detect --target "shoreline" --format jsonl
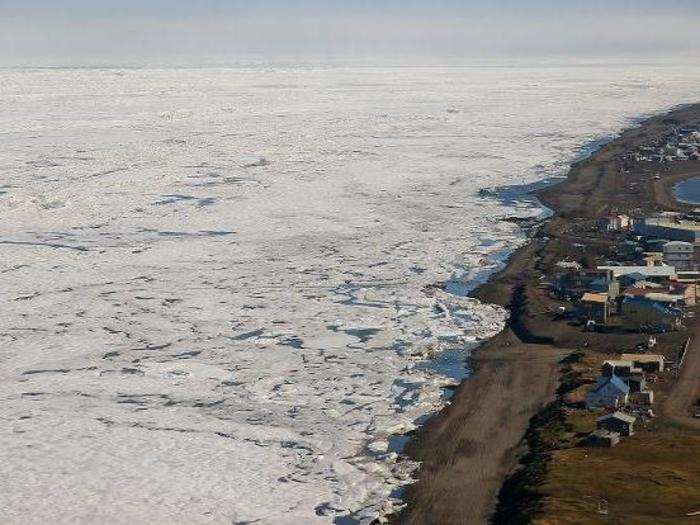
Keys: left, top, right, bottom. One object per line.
{"left": 390, "top": 102, "right": 700, "bottom": 524}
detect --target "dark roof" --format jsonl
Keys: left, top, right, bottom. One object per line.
{"left": 622, "top": 296, "right": 682, "bottom": 317}
{"left": 597, "top": 411, "right": 636, "bottom": 424}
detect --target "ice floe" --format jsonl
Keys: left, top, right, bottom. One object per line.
{"left": 1, "top": 63, "right": 700, "bottom": 523}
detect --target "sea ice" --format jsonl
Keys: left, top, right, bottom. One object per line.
{"left": 1, "top": 62, "right": 700, "bottom": 523}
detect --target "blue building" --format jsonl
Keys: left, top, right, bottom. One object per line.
{"left": 585, "top": 375, "right": 630, "bottom": 409}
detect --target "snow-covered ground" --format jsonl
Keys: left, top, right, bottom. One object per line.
{"left": 1, "top": 63, "right": 700, "bottom": 523}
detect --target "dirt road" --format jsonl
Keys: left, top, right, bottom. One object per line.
{"left": 661, "top": 323, "right": 700, "bottom": 431}
{"left": 396, "top": 328, "right": 569, "bottom": 524}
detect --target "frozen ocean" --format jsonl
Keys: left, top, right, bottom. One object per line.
{"left": 1, "top": 62, "right": 700, "bottom": 523}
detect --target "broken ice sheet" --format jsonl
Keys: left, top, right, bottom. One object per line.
{"left": 2, "top": 64, "right": 700, "bottom": 524}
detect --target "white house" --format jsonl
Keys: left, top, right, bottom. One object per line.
{"left": 585, "top": 375, "right": 630, "bottom": 409}
{"left": 663, "top": 241, "right": 695, "bottom": 271}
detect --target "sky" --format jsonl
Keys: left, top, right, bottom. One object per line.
{"left": 2, "top": 0, "right": 700, "bottom": 66}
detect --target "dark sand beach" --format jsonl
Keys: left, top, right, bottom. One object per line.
{"left": 392, "top": 103, "right": 700, "bottom": 524}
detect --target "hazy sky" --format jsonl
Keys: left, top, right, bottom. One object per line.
{"left": 2, "top": 0, "right": 700, "bottom": 66}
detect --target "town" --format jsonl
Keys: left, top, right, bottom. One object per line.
{"left": 631, "top": 124, "right": 700, "bottom": 163}
{"left": 474, "top": 110, "right": 700, "bottom": 523}
{"left": 546, "top": 212, "right": 700, "bottom": 444}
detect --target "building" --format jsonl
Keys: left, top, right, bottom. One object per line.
{"left": 634, "top": 217, "right": 700, "bottom": 244}
{"left": 588, "top": 429, "right": 620, "bottom": 448}
{"left": 622, "top": 287, "right": 682, "bottom": 305}
{"left": 586, "top": 375, "right": 630, "bottom": 409}
{"left": 621, "top": 296, "right": 683, "bottom": 332}
{"left": 598, "top": 214, "right": 631, "bottom": 232}
{"left": 626, "top": 374, "right": 647, "bottom": 393}
{"left": 556, "top": 260, "right": 582, "bottom": 271}
{"left": 601, "top": 360, "right": 640, "bottom": 378}
{"left": 677, "top": 271, "right": 700, "bottom": 283}
{"left": 598, "top": 265, "right": 677, "bottom": 281}
{"left": 617, "top": 239, "right": 641, "bottom": 258}
{"left": 642, "top": 252, "right": 664, "bottom": 267}
{"left": 668, "top": 281, "right": 697, "bottom": 306}
{"left": 663, "top": 241, "right": 695, "bottom": 271}
{"left": 597, "top": 412, "right": 636, "bottom": 437}
{"left": 623, "top": 281, "right": 696, "bottom": 307}
{"left": 578, "top": 292, "right": 610, "bottom": 323}
{"left": 552, "top": 268, "right": 616, "bottom": 301}
{"left": 618, "top": 272, "right": 652, "bottom": 288}
{"left": 620, "top": 353, "right": 665, "bottom": 372}
{"left": 630, "top": 390, "right": 654, "bottom": 406}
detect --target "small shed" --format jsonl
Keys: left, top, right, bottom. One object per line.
{"left": 620, "top": 353, "right": 665, "bottom": 373}
{"left": 597, "top": 411, "right": 636, "bottom": 437}
{"left": 588, "top": 429, "right": 620, "bottom": 448}
{"left": 579, "top": 292, "right": 610, "bottom": 323}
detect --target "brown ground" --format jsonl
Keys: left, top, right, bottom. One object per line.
{"left": 392, "top": 103, "right": 700, "bottom": 524}
{"left": 396, "top": 330, "right": 569, "bottom": 525}
{"left": 660, "top": 319, "right": 700, "bottom": 431}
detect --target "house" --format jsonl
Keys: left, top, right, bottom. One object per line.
{"left": 642, "top": 252, "right": 664, "bottom": 267}
{"left": 617, "top": 240, "right": 642, "bottom": 260}
{"left": 586, "top": 375, "right": 630, "bottom": 409}
{"left": 621, "top": 296, "right": 683, "bottom": 332}
{"left": 620, "top": 353, "right": 665, "bottom": 372}
{"left": 598, "top": 214, "right": 631, "bottom": 232}
{"left": 622, "top": 287, "right": 682, "bottom": 305}
{"left": 663, "top": 241, "right": 695, "bottom": 271}
{"left": 597, "top": 412, "right": 636, "bottom": 436}
{"left": 588, "top": 429, "right": 620, "bottom": 448}
{"left": 579, "top": 292, "right": 610, "bottom": 323}
{"left": 552, "top": 269, "right": 616, "bottom": 301}
{"left": 645, "top": 238, "right": 669, "bottom": 253}
{"left": 619, "top": 272, "right": 650, "bottom": 288}
{"left": 668, "top": 280, "right": 697, "bottom": 306}
{"left": 624, "top": 281, "right": 695, "bottom": 307}
{"left": 634, "top": 217, "right": 700, "bottom": 244}
{"left": 601, "top": 360, "right": 640, "bottom": 378}
{"left": 556, "top": 260, "right": 582, "bottom": 271}
{"left": 677, "top": 270, "right": 700, "bottom": 283}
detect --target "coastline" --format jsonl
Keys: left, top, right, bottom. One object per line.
{"left": 390, "top": 102, "right": 700, "bottom": 524}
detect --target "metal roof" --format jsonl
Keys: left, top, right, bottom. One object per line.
{"left": 598, "top": 265, "right": 677, "bottom": 278}
{"left": 620, "top": 353, "right": 664, "bottom": 363}
{"left": 592, "top": 375, "right": 630, "bottom": 395}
